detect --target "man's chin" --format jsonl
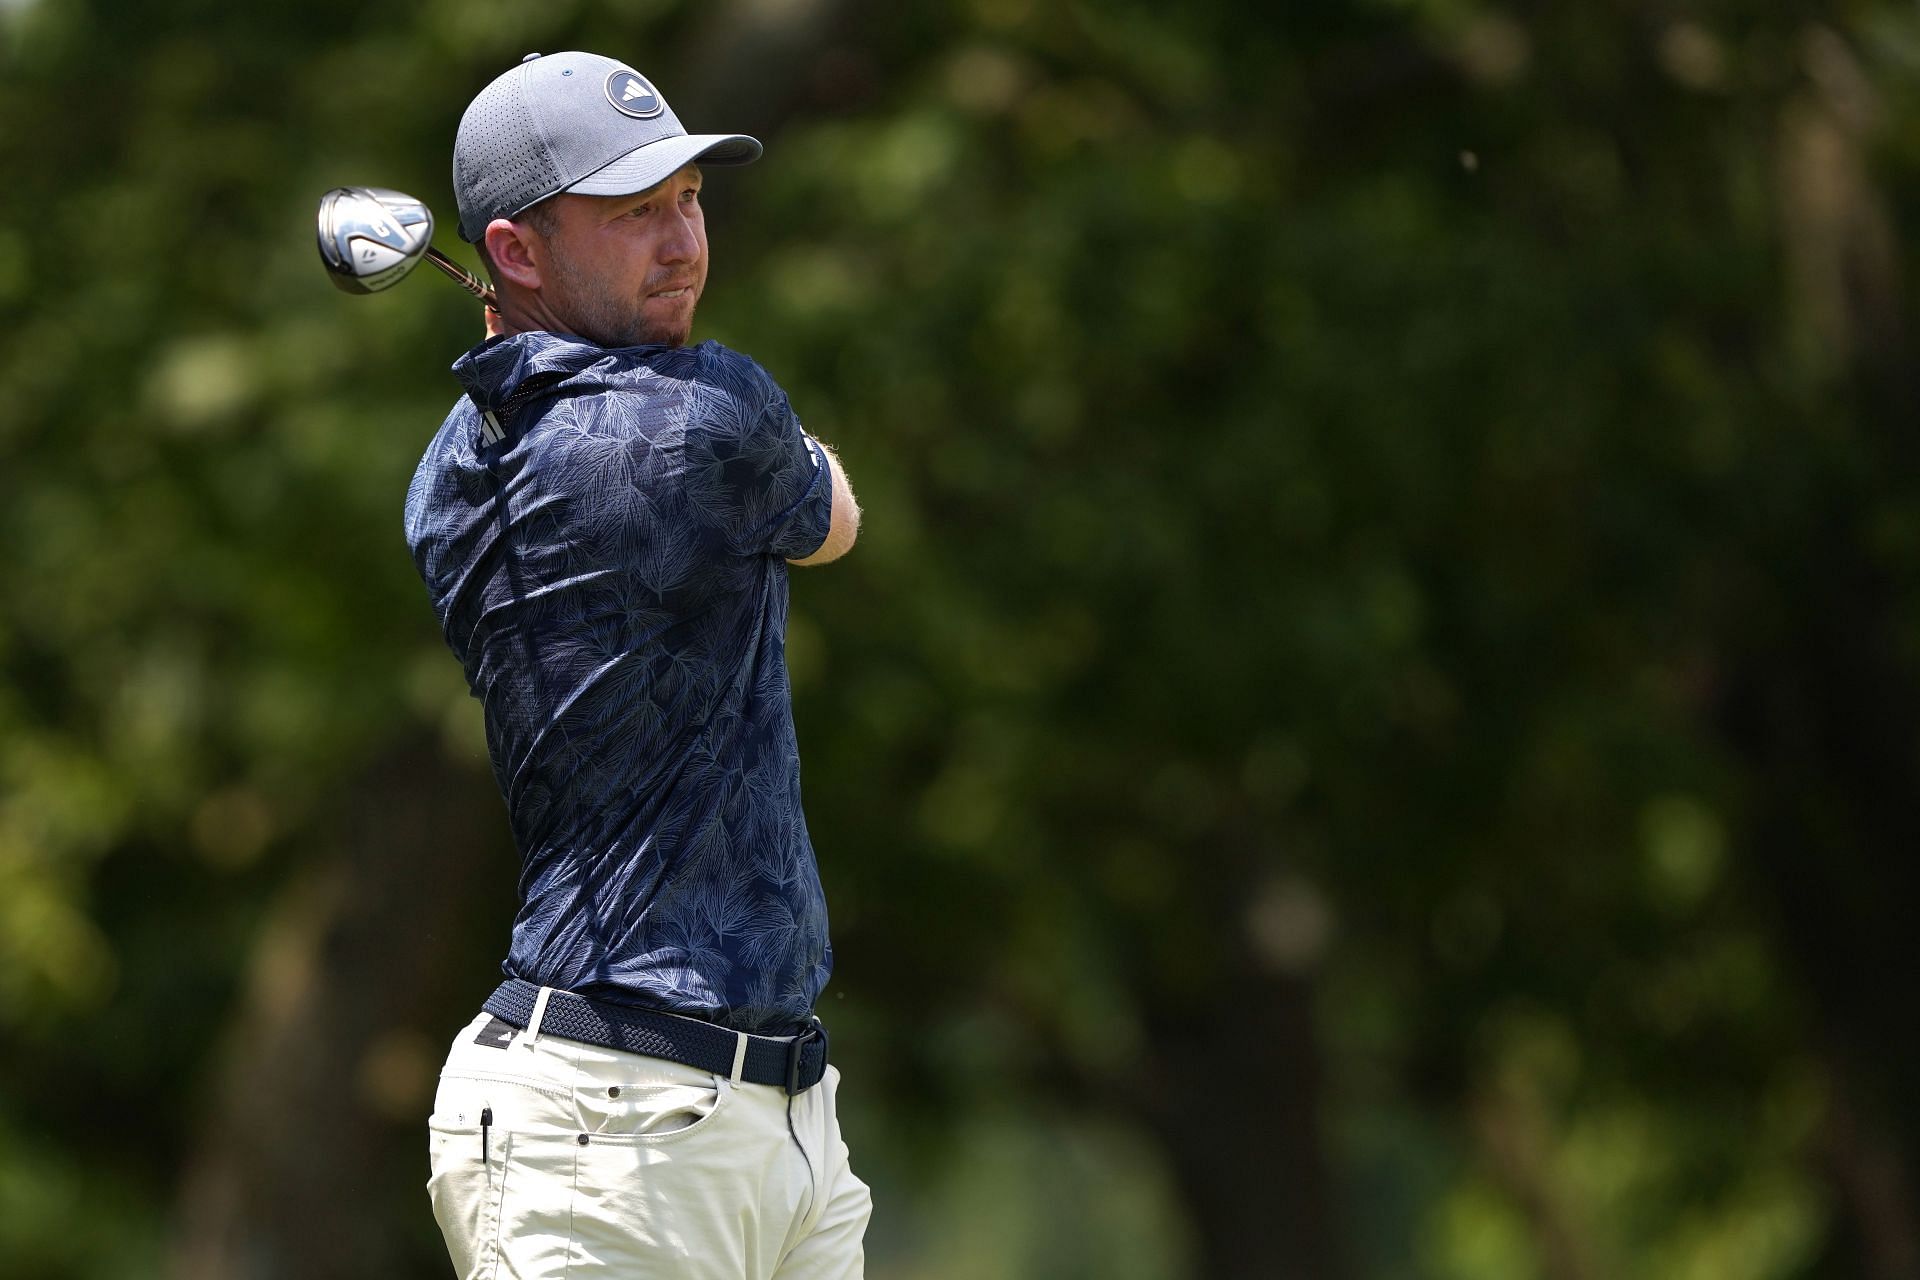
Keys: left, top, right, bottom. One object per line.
{"left": 624, "top": 310, "right": 695, "bottom": 349}
{"left": 644, "top": 300, "right": 696, "bottom": 348}
{"left": 581, "top": 322, "right": 691, "bottom": 349}
{"left": 561, "top": 300, "right": 695, "bottom": 349}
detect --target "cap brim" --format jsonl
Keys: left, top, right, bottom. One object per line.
{"left": 566, "top": 133, "right": 762, "bottom": 198}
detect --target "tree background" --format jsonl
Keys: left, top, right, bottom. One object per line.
{"left": 4, "top": 0, "right": 1919, "bottom": 1276}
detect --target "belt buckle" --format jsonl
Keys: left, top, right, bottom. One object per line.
{"left": 784, "top": 1015, "right": 827, "bottom": 1096}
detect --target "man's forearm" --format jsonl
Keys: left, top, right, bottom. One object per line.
{"left": 789, "top": 443, "right": 859, "bottom": 566}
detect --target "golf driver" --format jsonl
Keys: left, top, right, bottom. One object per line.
{"left": 316, "top": 186, "right": 496, "bottom": 308}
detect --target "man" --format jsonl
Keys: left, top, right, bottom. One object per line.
{"left": 403, "top": 51, "right": 869, "bottom": 1278}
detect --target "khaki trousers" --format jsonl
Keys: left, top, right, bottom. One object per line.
{"left": 427, "top": 1009, "right": 871, "bottom": 1278}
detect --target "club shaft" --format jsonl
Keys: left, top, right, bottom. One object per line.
{"left": 425, "top": 248, "right": 497, "bottom": 308}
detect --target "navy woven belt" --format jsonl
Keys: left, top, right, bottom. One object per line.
{"left": 481, "top": 979, "right": 829, "bottom": 1094}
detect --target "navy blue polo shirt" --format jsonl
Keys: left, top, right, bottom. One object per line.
{"left": 404, "top": 331, "right": 835, "bottom": 1034}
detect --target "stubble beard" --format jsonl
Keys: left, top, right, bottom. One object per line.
{"left": 546, "top": 242, "right": 695, "bottom": 349}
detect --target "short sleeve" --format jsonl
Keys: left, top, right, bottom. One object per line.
{"left": 681, "top": 352, "right": 834, "bottom": 560}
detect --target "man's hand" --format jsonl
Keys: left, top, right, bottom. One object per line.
{"left": 484, "top": 305, "right": 507, "bottom": 339}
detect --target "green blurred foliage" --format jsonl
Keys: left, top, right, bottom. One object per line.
{"left": 5, "top": 0, "right": 1920, "bottom": 1275}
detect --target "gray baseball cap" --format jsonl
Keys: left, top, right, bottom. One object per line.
{"left": 453, "top": 51, "right": 762, "bottom": 243}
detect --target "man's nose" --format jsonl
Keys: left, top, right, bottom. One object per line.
{"left": 657, "top": 206, "right": 698, "bottom": 263}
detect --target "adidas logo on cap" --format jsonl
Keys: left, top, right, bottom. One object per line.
{"left": 605, "top": 69, "right": 663, "bottom": 119}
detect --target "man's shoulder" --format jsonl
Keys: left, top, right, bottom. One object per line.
{"left": 559, "top": 341, "right": 781, "bottom": 434}
{"left": 412, "top": 394, "right": 481, "bottom": 482}
{"left": 578, "top": 339, "right": 773, "bottom": 394}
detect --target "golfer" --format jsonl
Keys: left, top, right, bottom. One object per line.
{"left": 404, "top": 50, "right": 868, "bottom": 1278}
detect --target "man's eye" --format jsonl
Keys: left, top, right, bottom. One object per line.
{"left": 681, "top": 188, "right": 700, "bottom": 203}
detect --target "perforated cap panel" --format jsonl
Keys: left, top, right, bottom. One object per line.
{"left": 453, "top": 64, "right": 560, "bottom": 242}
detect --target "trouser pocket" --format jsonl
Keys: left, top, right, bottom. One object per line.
{"left": 575, "top": 1075, "right": 729, "bottom": 1138}
{"left": 428, "top": 1066, "right": 737, "bottom": 1276}
{"left": 427, "top": 1116, "right": 506, "bottom": 1280}
{"left": 426, "top": 1070, "right": 571, "bottom": 1280}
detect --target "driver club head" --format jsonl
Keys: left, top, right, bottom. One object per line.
{"left": 317, "top": 186, "right": 436, "bottom": 295}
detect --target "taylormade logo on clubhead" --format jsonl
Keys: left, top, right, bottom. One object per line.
{"left": 317, "top": 187, "right": 432, "bottom": 292}
{"left": 315, "top": 186, "right": 496, "bottom": 307}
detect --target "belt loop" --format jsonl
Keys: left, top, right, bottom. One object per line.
{"left": 525, "top": 985, "right": 554, "bottom": 1046}
{"left": 785, "top": 1017, "right": 825, "bottom": 1096}
{"left": 729, "top": 1031, "right": 749, "bottom": 1085}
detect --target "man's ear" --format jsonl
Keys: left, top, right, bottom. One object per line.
{"left": 482, "top": 217, "right": 544, "bottom": 291}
